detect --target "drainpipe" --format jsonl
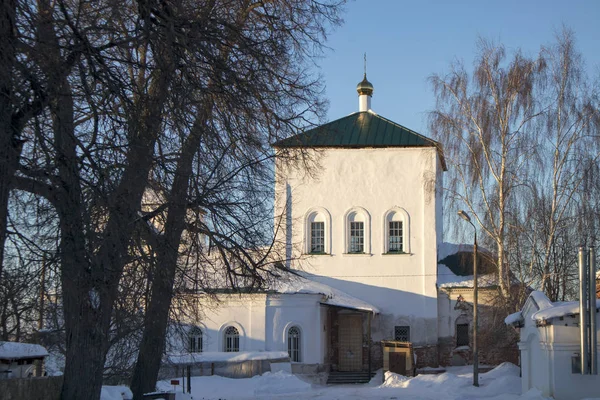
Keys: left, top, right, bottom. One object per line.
{"left": 368, "top": 312, "right": 372, "bottom": 378}
{"left": 589, "top": 247, "right": 597, "bottom": 375}
{"left": 580, "top": 247, "right": 589, "bottom": 374}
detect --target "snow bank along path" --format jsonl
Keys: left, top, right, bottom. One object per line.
{"left": 97, "top": 362, "right": 557, "bottom": 400}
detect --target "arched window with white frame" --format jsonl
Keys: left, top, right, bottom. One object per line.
{"left": 287, "top": 326, "right": 301, "bottom": 362}
{"left": 344, "top": 207, "right": 371, "bottom": 254}
{"left": 383, "top": 207, "right": 410, "bottom": 254}
{"left": 189, "top": 326, "right": 203, "bottom": 353}
{"left": 305, "top": 208, "right": 331, "bottom": 254}
{"left": 224, "top": 326, "right": 240, "bottom": 352}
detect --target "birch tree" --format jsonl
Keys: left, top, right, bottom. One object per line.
{"left": 430, "top": 39, "right": 545, "bottom": 304}
{"left": 431, "top": 32, "right": 600, "bottom": 304}
{"left": 528, "top": 29, "right": 600, "bottom": 300}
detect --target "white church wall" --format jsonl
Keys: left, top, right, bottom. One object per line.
{"left": 265, "top": 293, "right": 324, "bottom": 364}
{"left": 275, "top": 146, "right": 441, "bottom": 345}
{"left": 198, "top": 294, "right": 267, "bottom": 352}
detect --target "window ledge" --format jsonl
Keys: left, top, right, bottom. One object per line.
{"left": 382, "top": 252, "right": 411, "bottom": 256}
{"left": 304, "top": 252, "right": 332, "bottom": 256}
{"left": 342, "top": 253, "right": 372, "bottom": 257}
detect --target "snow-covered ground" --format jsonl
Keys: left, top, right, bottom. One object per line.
{"left": 100, "top": 363, "right": 562, "bottom": 400}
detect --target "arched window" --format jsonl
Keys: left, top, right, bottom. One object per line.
{"left": 224, "top": 326, "right": 239, "bottom": 352}
{"left": 287, "top": 326, "right": 301, "bottom": 362}
{"left": 189, "top": 327, "right": 203, "bottom": 353}
{"left": 344, "top": 207, "right": 371, "bottom": 254}
{"left": 383, "top": 208, "right": 410, "bottom": 254}
{"left": 305, "top": 208, "right": 331, "bottom": 254}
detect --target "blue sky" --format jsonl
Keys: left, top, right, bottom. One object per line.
{"left": 318, "top": 0, "right": 600, "bottom": 134}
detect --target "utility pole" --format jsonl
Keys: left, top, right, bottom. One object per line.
{"left": 458, "top": 210, "right": 479, "bottom": 387}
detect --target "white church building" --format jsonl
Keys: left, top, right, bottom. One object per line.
{"left": 176, "top": 75, "right": 492, "bottom": 379}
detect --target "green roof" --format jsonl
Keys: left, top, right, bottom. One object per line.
{"left": 274, "top": 111, "right": 447, "bottom": 170}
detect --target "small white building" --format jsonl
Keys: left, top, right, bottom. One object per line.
{"left": 0, "top": 341, "right": 48, "bottom": 379}
{"left": 506, "top": 291, "right": 600, "bottom": 400}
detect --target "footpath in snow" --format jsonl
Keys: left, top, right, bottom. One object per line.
{"left": 101, "top": 362, "right": 557, "bottom": 400}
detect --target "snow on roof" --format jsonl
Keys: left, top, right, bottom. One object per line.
{"left": 514, "top": 291, "right": 600, "bottom": 323}
{"left": 438, "top": 242, "right": 473, "bottom": 262}
{"left": 270, "top": 273, "right": 380, "bottom": 313}
{"left": 437, "top": 242, "right": 501, "bottom": 288}
{"left": 529, "top": 291, "right": 554, "bottom": 311}
{"left": 0, "top": 341, "right": 48, "bottom": 360}
{"left": 504, "top": 311, "right": 523, "bottom": 326}
{"left": 168, "top": 351, "right": 289, "bottom": 365}
{"left": 437, "top": 264, "right": 498, "bottom": 289}
{"left": 532, "top": 299, "right": 600, "bottom": 322}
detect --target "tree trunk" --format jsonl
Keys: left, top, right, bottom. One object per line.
{"left": 32, "top": 1, "right": 108, "bottom": 397}
{"left": 0, "top": 0, "right": 18, "bottom": 280}
{"left": 131, "top": 116, "right": 206, "bottom": 399}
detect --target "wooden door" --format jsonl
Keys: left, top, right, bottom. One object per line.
{"left": 338, "top": 314, "right": 363, "bottom": 371}
{"left": 389, "top": 352, "right": 407, "bottom": 375}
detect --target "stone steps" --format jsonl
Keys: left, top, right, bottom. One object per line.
{"left": 326, "top": 371, "right": 376, "bottom": 385}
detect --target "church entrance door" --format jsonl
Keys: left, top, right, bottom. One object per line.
{"left": 338, "top": 314, "right": 362, "bottom": 371}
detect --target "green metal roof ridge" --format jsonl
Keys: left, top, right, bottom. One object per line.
{"left": 370, "top": 112, "right": 439, "bottom": 147}
{"left": 272, "top": 111, "right": 447, "bottom": 171}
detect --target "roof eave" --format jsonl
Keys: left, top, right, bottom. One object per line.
{"left": 274, "top": 143, "right": 448, "bottom": 172}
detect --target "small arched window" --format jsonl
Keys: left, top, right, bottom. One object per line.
{"left": 287, "top": 326, "right": 301, "bottom": 362}
{"left": 344, "top": 207, "right": 371, "bottom": 254}
{"left": 224, "top": 326, "right": 240, "bottom": 352}
{"left": 189, "top": 327, "right": 203, "bottom": 353}
{"left": 384, "top": 208, "right": 410, "bottom": 254}
{"left": 305, "top": 208, "right": 331, "bottom": 254}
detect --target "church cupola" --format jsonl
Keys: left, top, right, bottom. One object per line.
{"left": 356, "top": 74, "right": 374, "bottom": 113}
{"left": 357, "top": 55, "right": 373, "bottom": 112}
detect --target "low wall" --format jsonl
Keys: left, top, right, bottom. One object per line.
{"left": 159, "top": 357, "right": 289, "bottom": 380}
{"left": 0, "top": 376, "right": 63, "bottom": 400}
{"left": 413, "top": 345, "right": 438, "bottom": 368}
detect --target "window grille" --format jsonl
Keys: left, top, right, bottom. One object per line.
{"left": 394, "top": 325, "right": 410, "bottom": 342}
{"left": 310, "top": 222, "right": 325, "bottom": 253}
{"left": 189, "top": 327, "right": 203, "bottom": 353}
{"left": 389, "top": 221, "right": 403, "bottom": 252}
{"left": 349, "top": 221, "right": 364, "bottom": 253}
{"left": 456, "top": 323, "right": 469, "bottom": 347}
{"left": 287, "top": 326, "right": 301, "bottom": 362}
{"left": 224, "top": 326, "right": 239, "bottom": 352}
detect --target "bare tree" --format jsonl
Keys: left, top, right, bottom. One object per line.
{"left": 527, "top": 29, "right": 600, "bottom": 300}
{"left": 430, "top": 39, "right": 545, "bottom": 304}
{"left": 431, "top": 31, "right": 600, "bottom": 305}
{"left": 3, "top": 1, "right": 342, "bottom": 399}
{"left": 129, "top": 2, "right": 341, "bottom": 397}
{"left": 9, "top": 0, "right": 194, "bottom": 397}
